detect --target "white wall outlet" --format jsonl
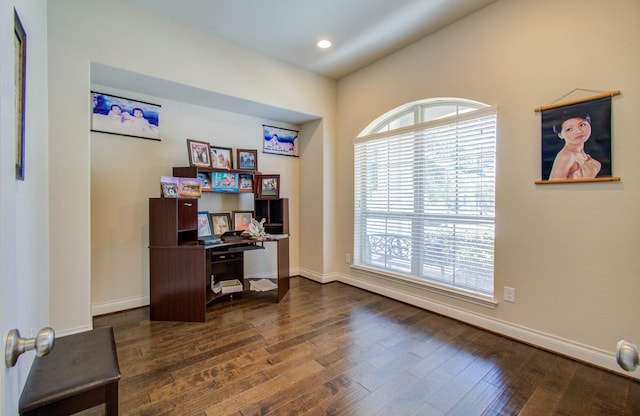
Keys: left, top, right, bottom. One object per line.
{"left": 504, "top": 286, "right": 516, "bottom": 303}
{"left": 345, "top": 253, "right": 351, "bottom": 263}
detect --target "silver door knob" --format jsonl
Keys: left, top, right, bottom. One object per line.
{"left": 617, "top": 339, "right": 639, "bottom": 372}
{"left": 5, "top": 327, "right": 55, "bottom": 368}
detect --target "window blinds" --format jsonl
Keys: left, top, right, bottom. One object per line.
{"left": 354, "top": 107, "right": 497, "bottom": 295}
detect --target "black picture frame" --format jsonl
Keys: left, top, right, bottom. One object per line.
{"left": 91, "top": 91, "right": 161, "bottom": 141}
{"left": 15, "top": 9, "right": 26, "bottom": 180}
{"left": 263, "top": 125, "right": 299, "bottom": 157}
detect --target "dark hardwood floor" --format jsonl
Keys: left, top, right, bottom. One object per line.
{"left": 81, "top": 277, "right": 640, "bottom": 415}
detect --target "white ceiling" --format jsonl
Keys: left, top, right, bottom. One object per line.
{"left": 127, "top": 0, "right": 497, "bottom": 79}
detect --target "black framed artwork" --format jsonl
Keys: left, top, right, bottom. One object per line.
{"left": 263, "top": 125, "right": 299, "bottom": 157}
{"left": 15, "top": 9, "right": 27, "bottom": 180}
{"left": 91, "top": 91, "right": 160, "bottom": 141}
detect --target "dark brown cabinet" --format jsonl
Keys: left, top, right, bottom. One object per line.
{"left": 150, "top": 245, "right": 207, "bottom": 322}
{"left": 149, "top": 198, "right": 198, "bottom": 246}
{"left": 149, "top": 198, "right": 207, "bottom": 321}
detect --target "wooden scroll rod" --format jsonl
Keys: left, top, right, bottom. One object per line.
{"left": 535, "top": 176, "right": 621, "bottom": 185}
{"left": 534, "top": 90, "right": 621, "bottom": 112}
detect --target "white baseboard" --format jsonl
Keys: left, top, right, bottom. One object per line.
{"left": 246, "top": 266, "right": 301, "bottom": 280}
{"left": 298, "top": 267, "right": 339, "bottom": 284}
{"left": 54, "top": 324, "right": 94, "bottom": 337}
{"left": 300, "top": 270, "right": 639, "bottom": 381}
{"left": 89, "top": 266, "right": 302, "bottom": 317}
{"left": 92, "top": 295, "right": 149, "bottom": 317}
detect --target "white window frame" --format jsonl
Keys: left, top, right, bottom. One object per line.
{"left": 353, "top": 98, "right": 497, "bottom": 307}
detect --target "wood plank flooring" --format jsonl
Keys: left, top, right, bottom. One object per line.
{"left": 79, "top": 277, "right": 640, "bottom": 415}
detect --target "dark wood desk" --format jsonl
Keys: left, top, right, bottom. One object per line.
{"left": 19, "top": 327, "right": 120, "bottom": 416}
{"left": 150, "top": 238, "right": 289, "bottom": 322}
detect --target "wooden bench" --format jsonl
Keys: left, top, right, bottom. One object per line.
{"left": 19, "top": 327, "right": 121, "bottom": 415}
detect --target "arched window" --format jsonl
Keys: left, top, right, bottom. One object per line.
{"left": 353, "top": 98, "right": 497, "bottom": 300}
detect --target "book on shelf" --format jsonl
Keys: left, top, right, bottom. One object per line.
{"left": 212, "top": 279, "right": 243, "bottom": 294}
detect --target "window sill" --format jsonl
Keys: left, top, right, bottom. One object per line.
{"left": 350, "top": 264, "right": 497, "bottom": 309}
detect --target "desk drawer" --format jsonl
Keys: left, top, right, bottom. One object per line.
{"left": 210, "top": 252, "right": 242, "bottom": 262}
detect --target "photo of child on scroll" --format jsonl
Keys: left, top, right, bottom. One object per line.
{"left": 541, "top": 97, "right": 612, "bottom": 181}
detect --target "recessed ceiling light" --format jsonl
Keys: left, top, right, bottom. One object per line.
{"left": 317, "top": 39, "right": 332, "bottom": 49}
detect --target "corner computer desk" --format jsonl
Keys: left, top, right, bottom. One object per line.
{"left": 149, "top": 237, "right": 289, "bottom": 322}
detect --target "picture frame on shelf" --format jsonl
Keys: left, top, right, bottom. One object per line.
{"left": 238, "top": 174, "right": 254, "bottom": 193}
{"left": 197, "top": 172, "right": 212, "bottom": 192}
{"left": 257, "top": 174, "right": 280, "bottom": 199}
{"left": 160, "top": 176, "right": 179, "bottom": 198}
{"left": 237, "top": 149, "right": 258, "bottom": 171}
{"left": 210, "top": 146, "right": 233, "bottom": 169}
{"left": 233, "top": 211, "right": 254, "bottom": 232}
{"left": 212, "top": 171, "right": 238, "bottom": 193}
{"left": 209, "top": 212, "right": 232, "bottom": 237}
{"left": 178, "top": 177, "right": 202, "bottom": 198}
{"left": 15, "top": 10, "right": 26, "bottom": 180}
{"left": 263, "top": 125, "right": 299, "bottom": 157}
{"left": 91, "top": 91, "right": 160, "bottom": 141}
{"left": 187, "top": 139, "right": 212, "bottom": 168}
{"left": 198, "top": 211, "right": 214, "bottom": 239}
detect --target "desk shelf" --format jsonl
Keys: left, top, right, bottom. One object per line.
{"left": 254, "top": 198, "right": 289, "bottom": 234}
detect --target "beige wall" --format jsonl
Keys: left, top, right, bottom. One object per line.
{"left": 336, "top": 0, "right": 640, "bottom": 377}
{"left": 47, "top": 0, "right": 640, "bottom": 378}
{"left": 48, "top": 0, "right": 336, "bottom": 332}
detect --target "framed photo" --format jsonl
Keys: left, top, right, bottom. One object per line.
{"left": 233, "top": 211, "right": 254, "bottom": 232}
{"left": 178, "top": 177, "right": 202, "bottom": 198}
{"left": 197, "top": 211, "right": 214, "bottom": 239}
{"left": 15, "top": 10, "right": 26, "bottom": 180}
{"left": 238, "top": 174, "right": 254, "bottom": 193}
{"left": 237, "top": 149, "right": 258, "bottom": 171}
{"left": 187, "top": 139, "right": 212, "bottom": 168}
{"left": 257, "top": 174, "right": 280, "bottom": 199}
{"left": 197, "top": 172, "right": 212, "bottom": 192}
{"left": 263, "top": 125, "right": 299, "bottom": 157}
{"left": 212, "top": 171, "right": 238, "bottom": 193}
{"left": 91, "top": 91, "right": 160, "bottom": 141}
{"left": 210, "top": 146, "right": 233, "bottom": 169}
{"left": 209, "top": 212, "right": 231, "bottom": 237}
{"left": 160, "top": 176, "right": 179, "bottom": 198}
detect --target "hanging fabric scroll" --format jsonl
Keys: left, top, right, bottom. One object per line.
{"left": 535, "top": 90, "right": 621, "bottom": 184}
